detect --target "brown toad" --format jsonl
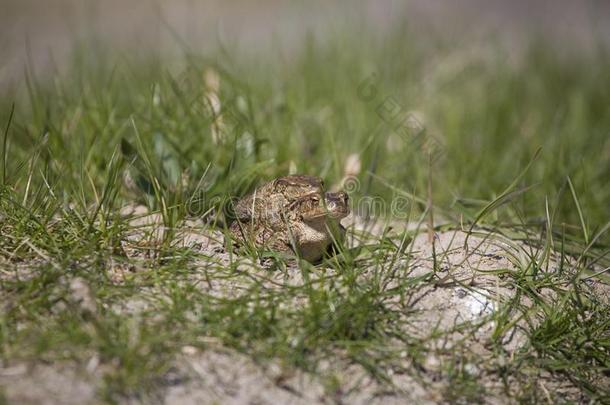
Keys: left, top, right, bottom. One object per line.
{"left": 228, "top": 175, "right": 349, "bottom": 262}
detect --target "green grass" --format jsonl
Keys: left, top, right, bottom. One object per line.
{"left": 1, "top": 27, "right": 609, "bottom": 403}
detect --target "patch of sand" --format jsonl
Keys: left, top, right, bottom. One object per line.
{"left": 2, "top": 212, "right": 608, "bottom": 404}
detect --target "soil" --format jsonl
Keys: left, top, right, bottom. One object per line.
{"left": 1, "top": 211, "right": 608, "bottom": 404}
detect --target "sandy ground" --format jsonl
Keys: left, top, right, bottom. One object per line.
{"left": 2, "top": 210, "right": 608, "bottom": 404}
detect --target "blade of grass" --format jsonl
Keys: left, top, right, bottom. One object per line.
{"left": 567, "top": 176, "right": 589, "bottom": 245}
{"left": 465, "top": 148, "right": 541, "bottom": 246}
{"left": 1, "top": 103, "right": 15, "bottom": 186}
